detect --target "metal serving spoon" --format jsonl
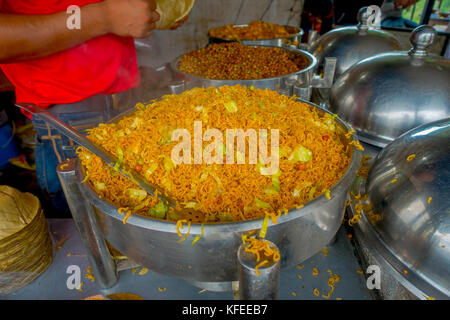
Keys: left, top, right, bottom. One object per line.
{"left": 16, "top": 103, "right": 181, "bottom": 213}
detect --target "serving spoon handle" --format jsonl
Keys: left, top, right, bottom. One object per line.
{"left": 15, "top": 103, "right": 174, "bottom": 207}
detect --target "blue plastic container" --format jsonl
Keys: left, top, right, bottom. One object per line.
{"left": 0, "top": 122, "right": 19, "bottom": 169}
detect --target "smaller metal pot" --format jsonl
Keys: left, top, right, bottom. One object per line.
{"left": 208, "top": 24, "right": 304, "bottom": 48}
{"left": 170, "top": 45, "right": 336, "bottom": 101}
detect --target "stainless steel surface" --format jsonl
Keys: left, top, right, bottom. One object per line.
{"left": 16, "top": 103, "right": 171, "bottom": 205}
{"left": 330, "top": 25, "right": 450, "bottom": 148}
{"left": 311, "top": 57, "right": 337, "bottom": 89}
{"left": 208, "top": 24, "right": 304, "bottom": 48}
{"left": 238, "top": 240, "right": 280, "bottom": 300}
{"left": 349, "top": 142, "right": 419, "bottom": 300}
{"left": 2, "top": 220, "right": 373, "bottom": 300}
{"left": 171, "top": 45, "right": 318, "bottom": 100}
{"left": 310, "top": 7, "right": 401, "bottom": 81}
{"left": 349, "top": 118, "right": 450, "bottom": 299}
{"left": 57, "top": 159, "right": 118, "bottom": 289}
{"left": 70, "top": 101, "right": 362, "bottom": 284}
{"left": 299, "top": 30, "right": 319, "bottom": 51}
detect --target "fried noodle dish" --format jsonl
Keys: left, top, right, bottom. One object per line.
{"left": 77, "top": 85, "right": 353, "bottom": 224}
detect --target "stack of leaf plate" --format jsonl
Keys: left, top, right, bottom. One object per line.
{"left": 0, "top": 185, "right": 53, "bottom": 294}
{"left": 155, "top": 0, "right": 195, "bottom": 29}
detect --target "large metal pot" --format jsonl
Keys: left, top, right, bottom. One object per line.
{"left": 59, "top": 100, "right": 362, "bottom": 287}
{"left": 330, "top": 25, "right": 450, "bottom": 148}
{"left": 348, "top": 118, "right": 450, "bottom": 299}
{"left": 208, "top": 24, "right": 304, "bottom": 47}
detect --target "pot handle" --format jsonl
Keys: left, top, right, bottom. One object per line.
{"left": 408, "top": 25, "right": 436, "bottom": 59}
{"left": 280, "top": 57, "right": 336, "bottom": 100}
{"left": 297, "top": 30, "right": 319, "bottom": 51}
{"left": 168, "top": 80, "right": 187, "bottom": 94}
{"left": 311, "top": 57, "right": 337, "bottom": 89}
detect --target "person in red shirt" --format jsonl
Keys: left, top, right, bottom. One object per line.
{"left": 0, "top": 0, "right": 187, "bottom": 215}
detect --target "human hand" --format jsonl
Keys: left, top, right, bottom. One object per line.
{"left": 103, "top": 0, "right": 160, "bottom": 38}
{"left": 169, "top": 15, "right": 189, "bottom": 30}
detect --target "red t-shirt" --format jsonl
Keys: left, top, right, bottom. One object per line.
{"left": 0, "top": 0, "right": 140, "bottom": 108}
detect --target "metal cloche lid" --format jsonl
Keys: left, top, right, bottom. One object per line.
{"left": 310, "top": 7, "right": 401, "bottom": 79}
{"left": 349, "top": 118, "right": 450, "bottom": 299}
{"left": 330, "top": 25, "right": 450, "bottom": 148}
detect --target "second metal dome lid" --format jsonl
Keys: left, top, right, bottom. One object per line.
{"left": 329, "top": 25, "right": 450, "bottom": 148}
{"left": 310, "top": 6, "right": 401, "bottom": 79}
{"left": 349, "top": 118, "right": 450, "bottom": 299}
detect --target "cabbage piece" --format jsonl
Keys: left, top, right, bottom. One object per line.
{"left": 114, "top": 146, "right": 124, "bottom": 171}
{"left": 161, "top": 155, "right": 175, "bottom": 172}
{"left": 224, "top": 100, "right": 238, "bottom": 113}
{"left": 293, "top": 181, "right": 312, "bottom": 197}
{"left": 258, "top": 101, "right": 265, "bottom": 110}
{"left": 184, "top": 201, "right": 198, "bottom": 209}
{"left": 144, "top": 162, "right": 158, "bottom": 180}
{"left": 218, "top": 212, "right": 233, "bottom": 222}
{"left": 126, "top": 188, "right": 147, "bottom": 202}
{"left": 271, "top": 170, "right": 282, "bottom": 191}
{"left": 259, "top": 214, "right": 270, "bottom": 238}
{"left": 148, "top": 201, "right": 168, "bottom": 219}
{"left": 279, "top": 146, "right": 291, "bottom": 158}
{"left": 94, "top": 182, "right": 106, "bottom": 191}
{"left": 168, "top": 211, "right": 180, "bottom": 221}
{"left": 288, "top": 145, "right": 312, "bottom": 163}
{"left": 308, "top": 186, "right": 316, "bottom": 200}
{"left": 255, "top": 197, "right": 271, "bottom": 209}
{"left": 264, "top": 187, "right": 279, "bottom": 195}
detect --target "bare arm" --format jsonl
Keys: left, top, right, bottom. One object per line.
{"left": 0, "top": 0, "right": 159, "bottom": 64}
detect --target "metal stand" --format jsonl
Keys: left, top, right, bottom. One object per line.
{"left": 57, "top": 159, "right": 118, "bottom": 289}
{"left": 237, "top": 240, "right": 280, "bottom": 300}
{"left": 287, "top": 57, "right": 337, "bottom": 101}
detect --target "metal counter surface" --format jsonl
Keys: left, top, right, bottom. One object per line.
{"left": 1, "top": 219, "right": 372, "bottom": 300}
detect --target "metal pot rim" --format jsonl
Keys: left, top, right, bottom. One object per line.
{"left": 320, "top": 25, "right": 396, "bottom": 37}
{"left": 171, "top": 45, "right": 318, "bottom": 83}
{"left": 76, "top": 99, "right": 362, "bottom": 234}
{"left": 208, "top": 23, "right": 304, "bottom": 42}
